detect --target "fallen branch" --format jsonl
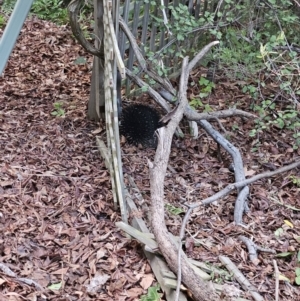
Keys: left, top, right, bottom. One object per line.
{"left": 238, "top": 235, "right": 276, "bottom": 264}
{"left": 178, "top": 159, "right": 300, "bottom": 241}
{"left": 187, "top": 159, "right": 300, "bottom": 208}
{"left": 149, "top": 56, "right": 220, "bottom": 300}
{"left": 219, "top": 256, "right": 264, "bottom": 301}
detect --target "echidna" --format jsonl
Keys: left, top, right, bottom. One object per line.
{"left": 119, "top": 104, "right": 162, "bottom": 147}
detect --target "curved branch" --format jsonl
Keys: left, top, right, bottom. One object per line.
{"left": 68, "top": 0, "right": 103, "bottom": 57}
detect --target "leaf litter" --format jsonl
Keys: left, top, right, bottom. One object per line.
{"left": 1, "top": 17, "right": 300, "bottom": 301}
{"left": 0, "top": 19, "right": 152, "bottom": 301}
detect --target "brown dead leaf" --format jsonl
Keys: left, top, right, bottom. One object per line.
{"left": 126, "top": 287, "right": 144, "bottom": 298}
{"left": 140, "top": 274, "right": 154, "bottom": 290}
{"left": 51, "top": 267, "right": 69, "bottom": 275}
{"left": 244, "top": 167, "right": 256, "bottom": 176}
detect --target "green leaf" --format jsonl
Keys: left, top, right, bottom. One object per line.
{"left": 165, "top": 204, "right": 185, "bottom": 215}
{"left": 249, "top": 129, "right": 257, "bottom": 137}
{"left": 48, "top": 282, "right": 62, "bottom": 290}
{"left": 199, "top": 77, "right": 209, "bottom": 86}
{"left": 274, "top": 228, "right": 284, "bottom": 237}
{"left": 275, "top": 118, "right": 285, "bottom": 129}
{"left": 276, "top": 252, "right": 294, "bottom": 257}
{"left": 204, "top": 104, "right": 213, "bottom": 112}
{"left": 199, "top": 92, "right": 209, "bottom": 98}
{"left": 74, "top": 56, "right": 87, "bottom": 65}
{"left": 140, "top": 285, "right": 161, "bottom": 301}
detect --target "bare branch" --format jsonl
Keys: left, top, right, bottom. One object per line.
{"left": 188, "top": 41, "right": 219, "bottom": 72}
{"left": 187, "top": 159, "right": 300, "bottom": 209}
{"left": 119, "top": 17, "right": 176, "bottom": 95}
{"left": 185, "top": 106, "right": 257, "bottom": 120}
{"left": 219, "top": 256, "right": 264, "bottom": 301}
{"left": 150, "top": 56, "right": 220, "bottom": 301}
{"left": 68, "top": 0, "right": 103, "bottom": 57}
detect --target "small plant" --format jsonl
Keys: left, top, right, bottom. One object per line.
{"left": 189, "top": 77, "right": 215, "bottom": 109}
{"left": 2, "top": 0, "right": 69, "bottom": 24}
{"left": 231, "top": 124, "right": 239, "bottom": 131}
{"left": 198, "top": 76, "right": 215, "bottom": 98}
{"left": 290, "top": 176, "right": 300, "bottom": 187}
{"left": 51, "top": 102, "right": 65, "bottom": 117}
{"left": 47, "top": 282, "right": 62, "bottom": 290}
{"left": 242, "top": 84, "right": 258, "bottom": 99}
{"left": 165, "top": 203, "right": 185, "bottom": 215}
{"left": 249, "top": 95, "right": 300, "bottom": 143}
{"left": 0, "top": 14, "right": 6, "bottom": 28}
{"left": 140, "top": 285, "right": 161, "bottom": 301}
{"left": 31, "top": 0, "right": 69, "bottom": 25}
{"left": 1, "top": 0, "right": 16, "bottom": 13}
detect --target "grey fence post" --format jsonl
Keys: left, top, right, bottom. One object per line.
{"left": 0, "top": 0, "right": 34, "bottom": 74}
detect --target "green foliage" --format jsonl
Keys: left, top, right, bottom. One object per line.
{"left": 140, "top": 285, "right": 161, "bottom": 301}
{"left": 168, "top": 4, "right": 199, "bottom": 42}
{"left": 231, "top": 124, "right": 239, "bottom": 131}
{"left": 211, "top": 0, "right": 300, "bottom": 81}
{"left": 0, "top": 14, "right": 6, "bottom": 28}
{"left": 241, "top": 84, "right": 258, "bottom": 99}
{"left": 74, "top": 56, "right": 87, "bottom": 65}
{"left": 250, "top": 101, "right": 300, "bottom": 148}
{"left": 276, "top": 252, "right": 294, "bottom": 257}
{"left": 144, "top": 0, "right": 300, "bottom": 86}
{"left": 31, "top": 0, "right": 69, "bottom": 25}
{"left": 2, "top": 0, "right": 69, "bottom": 24}
{"left": 165, "top": 203, "right": 185, "bottom": 215}
{"left": 145, "top": 2, "right": 206, "bottom": 77}
{"left": 290, "top": 176, "right": 300, "bottom": 187}
{"left": 189, "top": 77, "right": 215, "bottom": 109}
{"left": 1, "top": 0, "right": 16, "bottom": 13}
{"left": 51, "top": 102, "right": 65, "bottom": 117}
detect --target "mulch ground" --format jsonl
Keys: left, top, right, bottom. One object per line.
{"left": 1, "top": 18, "right": 300, "bottom": 301}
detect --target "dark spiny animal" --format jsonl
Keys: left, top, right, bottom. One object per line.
{"left": 119, "top": 104, "right": 162, "bottom": 148}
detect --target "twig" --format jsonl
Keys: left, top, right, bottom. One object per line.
{"left": 178, "top": 159, "right": 300, "bottom": 263}
{"left": 187, "top": 159, "right": 300, "bottom": 208}
{"left": 273, "top": 259, "right": 279, "bottom": 301}
{"left": 125, "top": 68, "right": 171, "bottom": 112}
{"left": 219, "top": 256, "right": 264, "bottom": 301}
{"left": 238, "top": 235, "right": 276, "bottom": 264}
{"left": 185, "top": 106, "right": 256, "bottom": 120}
{"left": 238, "top": 236, "right": 259, "bottom": 262}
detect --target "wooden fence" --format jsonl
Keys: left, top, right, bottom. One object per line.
{"left": 118, "top": 0, "right": 218, "bottom": 85}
